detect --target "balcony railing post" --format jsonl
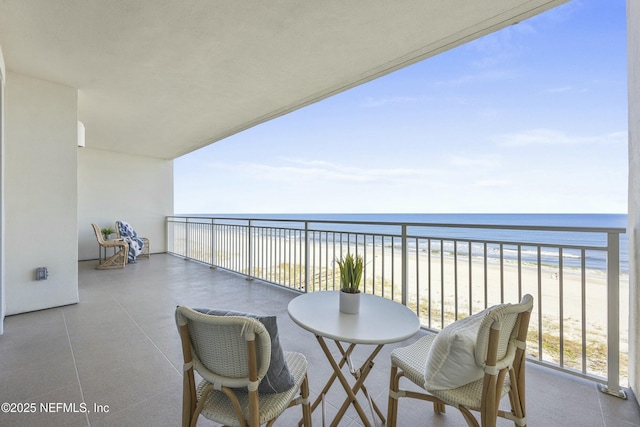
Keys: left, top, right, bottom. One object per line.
{"left": 211, "top": 218, "right": 218, "bottom": 268}
{"left": 304, "top": 221, "right": 310, "bottom": 293}
{"left": 599, "top": 232, "right": 626, "bottom": 398}
{"left": 401, "top": 224, "right": 408, "bottom": 306}
{"left": 184, "top": 218, "right": 190, "bottom": 260}
{"left": 166, "top": 217, "right": 171, "bottom": 254}
{"left": 247, "top": 220, "right": 253, "bottom": 280}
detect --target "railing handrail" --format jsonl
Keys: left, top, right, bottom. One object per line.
{"left": 167, "top": 215, "right": 625, "bottom": 235}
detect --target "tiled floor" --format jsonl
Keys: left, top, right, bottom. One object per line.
{"left": 0, "top": 254, "right": 638, "bottom": 427}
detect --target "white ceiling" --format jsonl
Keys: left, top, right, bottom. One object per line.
{"left": 0, "top": 0, "right": 568, "bottom": 160}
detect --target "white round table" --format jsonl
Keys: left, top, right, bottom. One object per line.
{"left": 288, "top": 291, "right": 420, "bottom": 427}
{"left": 288, "top": 291, "right": 420, "bottom": 344}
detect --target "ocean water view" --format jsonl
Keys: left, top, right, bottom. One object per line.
{"left": 183, "top": 213, "right": 629, "bottom": 274}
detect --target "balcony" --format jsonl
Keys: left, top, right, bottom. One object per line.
{"left": 1, "top": 254, "right": 637, "bottom": 426}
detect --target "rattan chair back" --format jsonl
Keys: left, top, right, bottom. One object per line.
{"left": 388, "top": 294, "right": 534, "bottom": 427}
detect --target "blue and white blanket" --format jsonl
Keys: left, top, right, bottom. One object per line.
{"left": 117, "top": 221, "right": 144, "bottom": 262}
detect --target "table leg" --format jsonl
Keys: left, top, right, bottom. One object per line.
{"left": 332, "top": 343, "right": 384, "bottom": 427}
{"left": 313, "top": 342, "right": 354, "bottom": 410}
{"left": 299, "top": 341, "right": 356, "bottom": 427}
{"left": 336, "top": 341, "right": 386, "bottom": 424}
{"left": 300, "top": 336, "right": 387, "bottom": 427}
{"left": 360, "top": 384, "right": 386, "bottom": 423}
{"left": 315, "top": 336, "right": 373, "bottom": 427}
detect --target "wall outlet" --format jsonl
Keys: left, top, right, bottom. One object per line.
{"left": 35, "top": 267, "right": 48, "bottom": 281}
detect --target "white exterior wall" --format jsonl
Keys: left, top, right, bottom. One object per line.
{"left": 77, "top": 148, "right": 172, "bottom": 261}
{"left": 628, "top": 0, "right": 640, "bottom": 405}
{"left": 4, "top": 72, "right": 78, "bottom": 315}
{"left": 0, "top": 43, "right": 6, "bottom": 332}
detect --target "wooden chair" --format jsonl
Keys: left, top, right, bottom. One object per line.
{"left": 91, "top": 223, "right": 128, "bottom": 269}
{"left": 387, "top": 294, "right": 534, "bottom": 427}
{"left": 175, "top": 306, "right": 312, "bottom": 427}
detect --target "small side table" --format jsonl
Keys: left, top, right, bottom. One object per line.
{"left": 288, "top": 291, "right": 420, "bottom": 427}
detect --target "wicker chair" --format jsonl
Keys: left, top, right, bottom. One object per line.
{"left": 175, "top": 306, "right": 312, "bottom": 427}
{"left": 387, "top": 294, "right": 534, "bottom": 427}
{"left": 91, "top": 223, "right": 128, "bottom": 269}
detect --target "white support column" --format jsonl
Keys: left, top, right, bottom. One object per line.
{"left": 0, "top": 43, "right": 5, "bottom": 335}
{"left": 627, "top": 0, "right": 640, "bottom": 405}
{"left": 599, "top": 233, "right": 625, "bottom": 398}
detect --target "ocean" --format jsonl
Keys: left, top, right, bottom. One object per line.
{"left": 183, "top": 213, "right": 629, "bottom": 274}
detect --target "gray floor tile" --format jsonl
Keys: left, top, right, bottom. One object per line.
{"left": 0, "top": 354, "right": 79, "bottom": 402}
{"left": 0, "top": 254, "right": 637, "bottom": 427}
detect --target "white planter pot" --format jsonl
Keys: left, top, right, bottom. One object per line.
{"left": 339, "top": 290, "right": 361, "bottom": 314}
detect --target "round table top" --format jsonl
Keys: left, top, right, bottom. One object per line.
{"left": 287, "top": 291, "right": 420, "bottom": 345}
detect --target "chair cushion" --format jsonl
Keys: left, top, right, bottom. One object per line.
{"left": 194, "top": 308, "right": 295, "bottom": 394}
{"left": 424, "top": 304, "right": 506, "bottom": 391}
{"left": 197, "top": 351, "right": 308, "bottom": 426}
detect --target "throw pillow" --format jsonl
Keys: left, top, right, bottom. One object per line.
{"left": 424, "top": 304, "right": 506, "bottom": 391}
{"left": 194, "top": 308, "right": 295, "bottom": 394}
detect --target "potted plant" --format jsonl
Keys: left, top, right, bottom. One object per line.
{"left": 336, "top": 252, "right": 364, "bottom": 314}
{"left": 101, "top": 226, "right": 115, "bottom": 240}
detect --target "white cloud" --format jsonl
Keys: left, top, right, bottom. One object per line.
{"left": 493, "top": 129, "right": 627, "bottom": 147}
{"left": 473, "top": 179, "right": 510, "bottom": 188}
{"left": 432, "top": 69, "right": 516, "bottom": 88}
{"left": 545, "top": 86, "right": 574, "bottom": 93}
{"left": 448, "top": 154, "right": 500, "bottom": 168}
{"left": 211, "top": 157, "right": 436, "bottom": 185}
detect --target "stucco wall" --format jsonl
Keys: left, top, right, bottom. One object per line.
{"left": 77, "top": 148, "right": 172, "bottom": 261}
{"left": 0, "top": 43, "right": 5, "bottom": 332}
{"left": 4, "top": 72, "right": 79, "bottom": 315}
{"left": 628, "top": 0, "right": 640, "bottom": 405}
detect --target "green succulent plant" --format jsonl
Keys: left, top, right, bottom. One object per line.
{"left": 101, "top": 226, "right": 115, "bottom": 238}
{"left": 336, "top": 252, "right": 364, "bottom": 293}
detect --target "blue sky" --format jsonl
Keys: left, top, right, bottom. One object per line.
{"left": 174, "top": 0, "right": 628, "bottom": 215}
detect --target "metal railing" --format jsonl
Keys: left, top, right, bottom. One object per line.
{"left": 167, "top": 215, "right": 628, "bottom": 398}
